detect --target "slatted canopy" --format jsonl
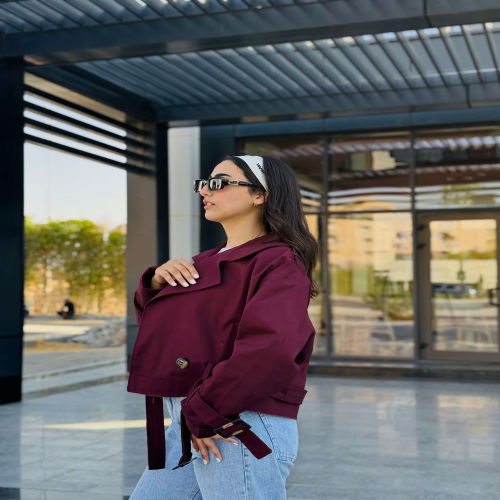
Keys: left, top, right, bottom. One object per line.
{"left": 2, "top": 0, "right": 500, "bottom": 123}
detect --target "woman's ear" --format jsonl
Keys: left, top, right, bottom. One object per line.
{"left": 255, "top": 192, "right": 267, "bottom": 205}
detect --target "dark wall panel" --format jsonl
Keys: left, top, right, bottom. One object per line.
{"left": 0, "top": 59, "right": 24, "bottom": 404}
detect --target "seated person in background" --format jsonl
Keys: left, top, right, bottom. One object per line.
{"left": 57, "top": 297, "right": 75, "bottom": 319}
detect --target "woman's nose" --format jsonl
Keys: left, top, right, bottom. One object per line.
{"left": 200, "top": 183, "right": 211, "bottom": 196}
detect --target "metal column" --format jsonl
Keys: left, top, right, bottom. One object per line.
{"left": 156, "top": 123, "right": 170, "bottom": 266}
{"left": 0, "top": 60, "right": 24, "bottom": 404}
{"left": 321, "top": 137, "right": 334, "bottom": 358}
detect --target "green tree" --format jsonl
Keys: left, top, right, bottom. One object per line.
{"left": 24, "top": 218, "right": 126, "bottom": 315}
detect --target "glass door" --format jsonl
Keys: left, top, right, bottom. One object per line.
{"left": 418, "top": 212, "right": 500, "bottom": 361}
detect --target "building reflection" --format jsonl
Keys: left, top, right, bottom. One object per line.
{"left": 242, "top": 125, "right": 500, "bottom": 363}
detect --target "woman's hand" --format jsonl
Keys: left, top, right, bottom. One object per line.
{"left": 151, "top": 258, "right": 199, "bottom": 289}
{"left": 191, "top": 434, "right": 239, "bottom": 464}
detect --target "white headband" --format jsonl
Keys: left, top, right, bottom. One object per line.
{"left": 235, "top": 155, "right": 268, "bottom": 192}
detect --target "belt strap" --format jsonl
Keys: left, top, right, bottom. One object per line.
{"left": 144, "top": 362, "right": 273, "bottom": 471}
{"left": 144, "top": 362, "right": 216, "bottom": 471}
{"left": 183, "top": 416, "right": 272, "bottom": 459}
{"left": 145, "top": 395, "right": 166, "bottom": 470}
{"left": 174, "top": 364, "right": 272, "bottom": 469}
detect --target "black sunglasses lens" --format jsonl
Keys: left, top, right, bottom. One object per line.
{"left": 194, "top": 179, "right": 224, "bottom": 192}
{"left": 208, "top": 179, "right": 222, "bottom": 191}
{"left": 193, "top": 180, "right": 206, "bottom": 192}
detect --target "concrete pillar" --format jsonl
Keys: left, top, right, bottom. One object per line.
{"left": 126, "top": 172, "right": 157, "bottom": 369}
{"left": 168, "top": 126, "right": 200, "bottom": 260}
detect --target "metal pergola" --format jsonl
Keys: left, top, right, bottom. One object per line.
{"left": 2, "top": 0, "right": 500, "bottom": 403}
{"left": 1, "top": 0, "right": 500, "bottom": 123}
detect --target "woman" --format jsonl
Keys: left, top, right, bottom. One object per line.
{"left": 128, "top": 155, "right": 319, "bottom": 500}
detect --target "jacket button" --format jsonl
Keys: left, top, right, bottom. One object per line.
{"left": 176, "top": 358, "right": 189, "bottom": 369}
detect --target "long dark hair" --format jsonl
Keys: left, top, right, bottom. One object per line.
{"left": 225, "top": 155, "right": 320, "bottom": 299}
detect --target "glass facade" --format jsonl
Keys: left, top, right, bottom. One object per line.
{"left": 241, "top": 125, "right": 500, "bottom": 361}
{"left": 328, "top": 132, "right": 412, "bottom": 212}
{"left": 428, "top": 218, "right": 497, "bottom": 353}
{"left": 415, "top": 127, "right": 500, "bottom": 209}
{"left": 328, "top": 212, "right": 414, "bottom": 357}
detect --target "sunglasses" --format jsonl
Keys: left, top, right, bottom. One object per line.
{"left": 193, "top": 177, "right": 261, "bottom": 193}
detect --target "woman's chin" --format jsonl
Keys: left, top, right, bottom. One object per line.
{"left": 204, "top": 210, "right": 218, "bottom": 220}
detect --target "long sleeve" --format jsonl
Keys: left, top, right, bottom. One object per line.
{"left": 180, "top": 260, "right": 312, "bottom": 438}
{"left": 134, "top": 266, "right": 161, "bottom": 326}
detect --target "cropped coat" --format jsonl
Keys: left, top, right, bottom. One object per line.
{"left": 127, "top": 233, "right": 316, "bottom": 470}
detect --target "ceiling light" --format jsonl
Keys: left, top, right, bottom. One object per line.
{"left": 135, "top": 0, "right": 147, "bottom": 5}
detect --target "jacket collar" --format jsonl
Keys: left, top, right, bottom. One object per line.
{"left": 192, "top": 233, "right": 283, "bottom": 263}
{"left": 147, "top": 233, "right": 289, "bottom": 304}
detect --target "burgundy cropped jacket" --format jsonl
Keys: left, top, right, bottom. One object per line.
{"left": 127, "top": 233, "right": 316, "bottom": 470}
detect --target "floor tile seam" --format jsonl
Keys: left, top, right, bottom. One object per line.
{"left": 23, "top": 358, "right": 126, "bottom": 380}
{"left": 22, "top": 374, "right": 129, "bottom": 400}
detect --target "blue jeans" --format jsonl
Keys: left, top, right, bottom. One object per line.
{"left": 129, "top": 396, "right": 299, "bottom": 500}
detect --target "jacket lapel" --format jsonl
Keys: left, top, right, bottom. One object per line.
{"left": 147, "top": 234, "right": 289, "bottom": 304}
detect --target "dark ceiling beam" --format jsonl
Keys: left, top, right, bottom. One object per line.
{"left": 27, "top": 65, "right": 157, "bottom": 121}
{"left": 157, "top": 83, "right": 500, "bottom": 123}
{"left": 427, "top": 0, "right": 500, "bottom": 27}
{"left": 2, "top": 0, "right": 500, "bottom": 66}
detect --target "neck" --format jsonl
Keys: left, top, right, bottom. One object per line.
{"left": 222, "top": 222, "right": 268, "bottom": 248}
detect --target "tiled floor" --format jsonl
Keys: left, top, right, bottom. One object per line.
{"left": 23, "top": 346, "right": 126, "bottom": 377}
{"left": 22, "top": 362, "right": 127, "bottom": 398}
{"left": 1, "top": 375, "right": 500, "bottom": 499}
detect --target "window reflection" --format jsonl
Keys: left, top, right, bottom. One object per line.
{"left": 429, "top": 219, "right": 498, "bottom": 353}
{"left": 415, "top": 127, "right": 500, "bottom": 208}
{"left": 328, "top": 212, "right": 414, "bottom": 357}
{"left": 305, "top": 214, "right": 325, "bottom": 356}
{"left": 329, "top": 132, "right": 411, "bottom": 212}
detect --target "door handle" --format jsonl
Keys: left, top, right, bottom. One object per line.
{"left": 488, "top": 287, "right": 500, "bottom": 307}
